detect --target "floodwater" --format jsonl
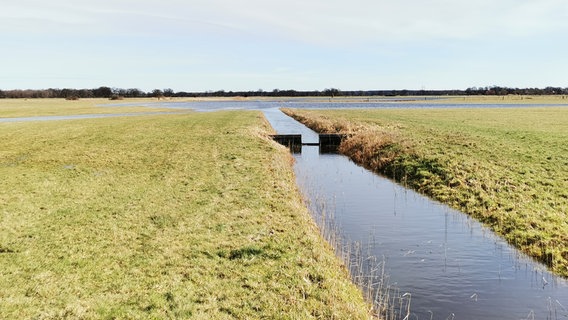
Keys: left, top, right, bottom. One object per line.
{"left": 3, "top": 100, "right": 568, "bottom": 318}
{"left": 262, "top": 107, "right": 568, "bottom": 320}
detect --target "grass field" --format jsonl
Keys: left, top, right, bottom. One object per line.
{"left": 282, "top": 106, "right": 568, "bottom": 277}
{"left": 0, "top": 98, "right": 175, "bottom": 118}
{"left": 0, "top": 106, "right": 370, "bottom": 318}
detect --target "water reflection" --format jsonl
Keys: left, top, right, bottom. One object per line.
{"left": 264, "top": 108, "right": 568, "bottom": 320}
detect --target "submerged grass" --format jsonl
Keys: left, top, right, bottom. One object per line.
{"left": 282, "top": 107, "right": 568, "bottom": 277}
{"left": 0, "top": 110, "right": 370, "bottom": 318}
{"left": 309, "top": 198, "right": 410, "bottom": 319}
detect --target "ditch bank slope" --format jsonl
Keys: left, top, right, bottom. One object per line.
{"left": 282, "top": 107, "right": 568, "bottom": 278}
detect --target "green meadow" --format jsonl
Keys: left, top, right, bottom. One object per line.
{"left": 0, "top": 98, "right": 175, "bottom": 118}
{"left": 0, "top": 101, "right": 369, "bottom": 319}
{"left": 283, "top": 106, "right": 568, "bottom": 277}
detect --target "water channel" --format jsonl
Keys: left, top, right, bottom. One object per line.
{"left": 260, "top": 106, "right": 568, "bottom": 320}
{"left": 4, "top": 100, "right": 568, "bottom": 319}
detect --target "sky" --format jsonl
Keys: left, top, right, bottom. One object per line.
{"left": 1, "top": 0, "right": 567, "bottom": 92}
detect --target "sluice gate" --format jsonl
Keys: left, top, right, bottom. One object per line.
{"left": 271, "top": 134, "right": 346, "bottom": 153}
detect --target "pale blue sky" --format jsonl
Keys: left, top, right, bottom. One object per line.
{"left": 2, "top": 0, "right": 567, "bottom": 92}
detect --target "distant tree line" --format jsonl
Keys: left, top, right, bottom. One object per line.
{"left": 1, "top": 86, "right": 567, "bottom": 99}
{"left": 0, "top": 87, "right": 146, "bottom": 99}
{"left": 463, "top": 86, "right": 567, "bottom": 96}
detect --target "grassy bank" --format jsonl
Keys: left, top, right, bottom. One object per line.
{"left": 0, "top": 110, "right": 370, "bottom": 318}
{"left": 282, "top": 107, "right": 568, "bottom": 277}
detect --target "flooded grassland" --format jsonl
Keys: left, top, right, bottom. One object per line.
{"left": 282, "top": 107, "right": 568, "bottom": 277}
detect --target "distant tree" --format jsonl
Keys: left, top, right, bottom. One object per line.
{"left": 152, "top": 89, "right": 164, "bottom": 99}
{"left": 213, "top": 90, "right": 225, "bottom": 97}
{"left": 324, "top": 88, "right": 341, "bottom": 98}
{"left": 60, "top": 88, "right": 78, "bottom": 99}
{"left": 280, "top": 89, "right": 298, "bottom": 96}
{"left": 163, "top": 88, "right": 174, "bottom": 97}
{"left": 79, "top": 89, "right": 94, "bottom": 98}
{"left": 93, "top": 86, "right": 113, "bottom": 98}
{"left": 544, "top": 87, "right": 562, "bottom": 95}
{"left": 46, "top": 89, "right": 61, "bottom": 98}
{"left": 126, "top": 88, "right": 144, "bottom": 98}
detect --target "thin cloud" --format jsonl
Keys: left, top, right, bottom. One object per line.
{"left": 2, "top": 0, "right": 567, "bottom": 90}
{"left": 180, "top": 0, "right": 568, "bottom": 44}
{"left": 4, "top": 0, "right": 567, "bottom": 41}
